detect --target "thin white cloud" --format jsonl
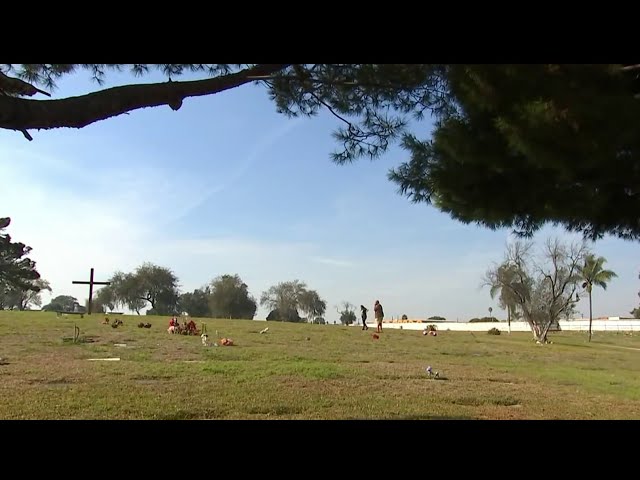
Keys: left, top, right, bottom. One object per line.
{"left": 163, "top": 117, "right": 306, "bottom": 223}
{"left": 310, "top": 256, "right": 355, "bottom": 268}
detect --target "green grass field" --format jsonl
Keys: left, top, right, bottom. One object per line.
{"left": 1, "top": 311, "right": 639, "bottom": 419}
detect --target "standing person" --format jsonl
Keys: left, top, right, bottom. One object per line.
{"left": 374, "top": 300, "right": 384, "bottom": 333}
{"left": 361, "top": 305, "right": 369, "bottom": 331}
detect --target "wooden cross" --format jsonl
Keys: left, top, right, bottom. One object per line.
{"left": 72, "top": 267, "right": 111, "bottom": 315}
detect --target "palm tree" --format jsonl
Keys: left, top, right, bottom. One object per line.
{"left": 488, "top": 263, "right": 522, "bottom": 334}
{"left": 580, "top": 254, "right": 617, "bottom": 342}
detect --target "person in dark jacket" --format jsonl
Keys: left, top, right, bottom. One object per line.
{"left": 360, "top": 305, "right": 369, "bottom": 330}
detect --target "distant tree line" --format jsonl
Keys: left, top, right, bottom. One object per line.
{"left": 0, "top": 218, "right": 333, "bottom": 321}
{"left": 80, "top": 266, "right": 331, "bottom": 322}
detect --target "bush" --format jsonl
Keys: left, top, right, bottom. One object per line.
{"left": 339, "top": 310, "right": 357, "bottom": 325}
{"left": 266, "top": 308, "right": 302, "bottom": 322}
{"left": 428, "top": 316, "right": 446, "bottom": 321}
{"left": 488, "top": 328, "right": 501, "bottom": 335}
{"left": 401, "top": 314, "right": 408, "bottom": 320}
{"left": 469, "top": 317, "right": 499, "bottom": 323}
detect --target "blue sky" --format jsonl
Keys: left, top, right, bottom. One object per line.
{"left": 2, "top": 68, "right": 639, "bottom": 322}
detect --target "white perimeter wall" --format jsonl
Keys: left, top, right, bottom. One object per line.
{"left": 363, "top": 319, "right": 640, "bottom": 332}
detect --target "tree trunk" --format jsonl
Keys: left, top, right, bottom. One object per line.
{"left": 507, "top": 305, "right": 512, "bottom": 334}
{"left": 527, "top": 316, "right": 552, "bottom": 344}
{"left": 539, "top": 320, "right": 553, "bottom": 344}
{"left": 530, "top": 319, "right": 540, "bottom": 340}
{"left": 588, "top": 288, "right": 593, "bottom": 342}
{"left": 523, "top": 315, "right": 538, "bottom": 340}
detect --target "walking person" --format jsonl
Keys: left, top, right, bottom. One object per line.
{"left": 374, "top": 300, "right": 384, "bottom": 333}
{"left": 361, "top": 305, "right": 369, "bottom": 330}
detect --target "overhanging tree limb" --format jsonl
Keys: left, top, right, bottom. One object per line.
{"left": 0, "top": 64, "right": 291, "bottom": 133}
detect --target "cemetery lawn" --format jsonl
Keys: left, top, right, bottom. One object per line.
{"left": 1, "top": 311, "right": 640, "bottom": 419}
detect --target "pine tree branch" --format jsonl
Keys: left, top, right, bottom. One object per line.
{"left": 0, "top": 72, "right": 51, "bottom": 97}
{"left": 249, "top": 74, "right": 393, "bottom": 89}
{"left": 0, "top": 64, "right": 291, "bottom": 136}
{"left": 309, "top": 91, "right": 354, "bottom": 128}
